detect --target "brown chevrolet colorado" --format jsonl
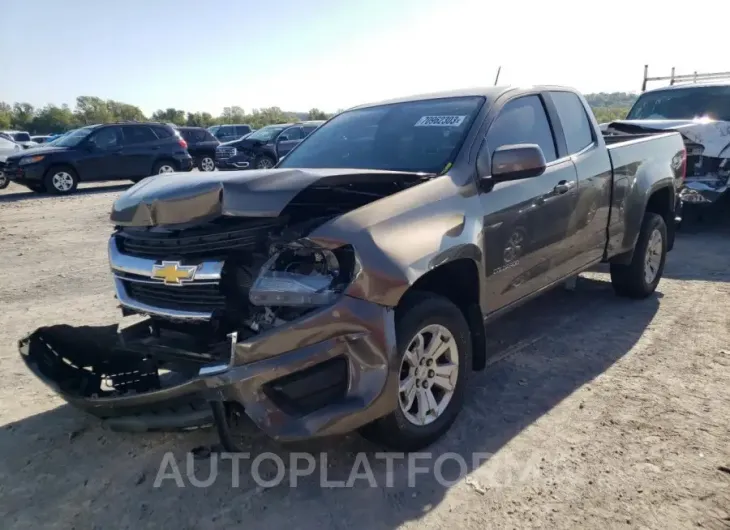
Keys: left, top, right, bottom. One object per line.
{"left": 19, "top": 85, "right": 686, "bottom": 451}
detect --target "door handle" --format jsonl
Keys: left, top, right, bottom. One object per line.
{"left": 553, "top": 180, "right": 576, "bottom": 194}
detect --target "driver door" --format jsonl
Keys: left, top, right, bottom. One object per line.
{"left": 276, "top": 126, "right": 303, "bottom": 158}
{"left": 480, "top": 94, "right": 579, "bottom": 312}
{"left": 76, "top": 126, "right": 124, "bottom": 181}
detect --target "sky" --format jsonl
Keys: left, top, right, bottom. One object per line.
{"left": 1, "top": 0, "right": 728, "bottom": 116}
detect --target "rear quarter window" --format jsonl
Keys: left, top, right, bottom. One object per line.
{"left": 549, "top": 91, "right": 594, "bottom": 154}
{"left": 152, "top": 126, "right": 174, "bottom": 139}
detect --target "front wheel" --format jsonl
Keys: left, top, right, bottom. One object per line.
{"left": 0, "top": 171, "right": 8, "bottom": 190}
{"left": 610, "top": 212, "right": 667, "bottom": 299}
{"left": 198, "top": 156, "right": 215, "bottom": 172}
{"left": 44, "top": 167, "right": 78, "bottom": 195}
{"left": 359, "top": 292, "right": 471, "bottom": 451}
{"left": 254, "top": 156, "right": 275, "bottom": 169}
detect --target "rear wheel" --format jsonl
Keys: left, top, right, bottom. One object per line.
{"left": 152, "top": 161, "right": 177, "bottom": 175}
{"left": 44, "top": 166, "right": 78, "bottom": 195}
{"left": 610, "top": 212, "right": 667, "bottom": 299}
{"left": 0, "top": 171, "right": 8, "bottom": 190}
{"left": 359, "top": 292, "right": 471, "bottom": 451}
{"left": 198, "top": 156, "right": 215, "bottom": 172}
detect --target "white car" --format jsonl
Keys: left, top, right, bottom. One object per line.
{"left": 0, "top": 130, "right": 38, "bottom": 150}
{"left": 0, "top": 135, "right": 24, "bottom": 189}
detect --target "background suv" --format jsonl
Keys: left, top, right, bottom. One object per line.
{"left": 215, "top": 120, "right": 324, "bottom": 170}
{"left": 207, "top": 124, "right": 253, "bottom": 143}
{"left": 3, "top": 122, "right": 193, "bottom": 195}
{"left": 176, "top": 126, "right": 220, "bottom": 171}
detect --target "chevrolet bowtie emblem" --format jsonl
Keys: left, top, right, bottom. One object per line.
{"left": 151, "top": 261, "right": 198, "bottom": 285}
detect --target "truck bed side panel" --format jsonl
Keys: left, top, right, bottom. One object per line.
{"left": 604, "top": 132, "right": 684, "bottom": 258}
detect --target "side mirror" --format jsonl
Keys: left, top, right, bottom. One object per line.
{"left": 489, "top": 144, "right": 547, "bottom": 182}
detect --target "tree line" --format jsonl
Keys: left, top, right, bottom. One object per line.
{"left": 1, "top": 92, "right": 638, "bottom": 135}
{"left": 0, "top": 96, "right": 334, "bottom": 135}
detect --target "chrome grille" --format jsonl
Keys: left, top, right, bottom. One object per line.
{"left": 216, "top": 146, "right": 236, "bottom": 159}
{"left": 122, "top": 279, "right": 226, "bottom": 313}
{"left": 116, "top": 218, "right": 284, "bottom": 259}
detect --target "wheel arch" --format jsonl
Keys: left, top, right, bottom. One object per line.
{"left": 611, "top": 182, "right": 675, "bottom": 265}
{"left": 395, "top": 257, "right": 486, "bottom": 371}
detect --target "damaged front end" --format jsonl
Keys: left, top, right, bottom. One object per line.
{"left": 603, "top": 120, "right": 730, "bottom": 205}
{"left": 678, "top": 141, "right": 730, "bottom": 204}
{"left": 20, "top": 168, "right": 421, "bottom": 437}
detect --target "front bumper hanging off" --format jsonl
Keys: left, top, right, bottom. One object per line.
{"left": 18, "top": 296, "right": 400, "bottom": 441}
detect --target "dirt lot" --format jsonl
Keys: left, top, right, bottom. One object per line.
{"left": 0, "top": 181, "right": 728, "bottom": 530}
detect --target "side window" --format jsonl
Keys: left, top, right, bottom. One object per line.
{"left": 89, "top": 127, "right": 122, "bottom": 149}
{"left": 152, "top": 126, "right": 173, "bottom": 139}
{"left": 302, "top": 125, "right": 318, "bottom": 137}
{"left": 550, "top": 91, "right": 594, "bottom": 154}
{"left": 235, "top": 126, "right": 251, "bottom": 136}
{"left": 486, "top": 95, "right": 557, "bottom": 162}
{"left": 219, "top": 126, "right": 234, "bottom": 138}
{"left": 123, "top": 126, "right": 158, "bottom": 145}
{"left": 281, "top": 126, "right": 302, "bottom": 141}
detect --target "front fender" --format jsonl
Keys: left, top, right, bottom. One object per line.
{"left": 308, "top": 174, "right": 485, "bottom": 308}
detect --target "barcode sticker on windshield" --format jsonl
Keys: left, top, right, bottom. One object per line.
{"left": 414, "top": 115, "right": 467, "bottom": 127}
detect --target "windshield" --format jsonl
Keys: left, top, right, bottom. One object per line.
{"left": 247, "top": 125, "right": 287, "bottom": 142}
{"left": 278, "top": 96, "right": 485, "bottom": 173}
{"left": 627, "top": 86, "right": 730, "bottom": 121}
{"left": 51, "top": 127, "right": 93, "bottom": 147}
{"left": 208, "top": 126, "right": 220, "bottom": 135}
{"left": 13, "top": 132, "right": 31, "bottom": 142}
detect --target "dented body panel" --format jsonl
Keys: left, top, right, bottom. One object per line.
{"left": 19, "top": 85, "right": 685, "bottom": 440}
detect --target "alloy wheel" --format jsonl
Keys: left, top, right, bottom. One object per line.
{"left": 398, "top": 324, "right": 459, "bottom": 426}
{"left": 644, "top": 228, "right": 663, "bottom": 284}
{"left": 51, "top": 172, "right": 74, "bottom": 192}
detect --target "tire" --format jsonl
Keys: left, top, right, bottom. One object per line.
{"left": 43, "top": 166, "right": 78, "bottom": 195}
{"left": 197, "top": 156, "right": 216, "bottom": 172}
{"left": 610, "top": 212, "right": 667, "bottom": 299}
{"left": 26, "top": 183, "right": 46, "bottom": 193}
{"left": 0, "top": 171, "right": 8, "bottom": 190}
{"left": 359, "top": 291, "right": 472, "bottom": 451}
{"left": 254, "top": 155, "right": 275, "bottom": 170}
{"left": 152, "top": 160, "right": 177, "bottom": 175}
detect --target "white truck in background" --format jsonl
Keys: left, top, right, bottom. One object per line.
{"left": 602, "top": 66, "right": 730, "bottom": 207}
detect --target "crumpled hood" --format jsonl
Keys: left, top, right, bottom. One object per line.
{"left": 110, "top": 167, "right": 425, "bottom": 227}
{"left": 605, "top": 119, "right": 730, "bottom": 157}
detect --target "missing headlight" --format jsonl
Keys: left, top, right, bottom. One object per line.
{"left": 248, "top": 243, "right": 357, "bottom": 307}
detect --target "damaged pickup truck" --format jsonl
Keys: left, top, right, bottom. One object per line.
{"left": 602, "top": 82, "right": 730, "bottom": 206}
{"left": 19, "top": 86, "right": 686, "bottom": 451}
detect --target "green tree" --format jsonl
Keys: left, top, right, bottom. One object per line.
{"left": 107, "top": 100, "right": 146, "bottom": 122}
{"left": 151, "top": 108, "right": 186, "bottom": 125}
{"left": 307, "top": 108, "right": 328, "bottom": 120}
{"left": 185, "top": 111, "right": 215, "bottom": 127}
{"left": 591, "top": 106, "right": 629, "bottom": 123}
{"left": 12, "top": 103, "right": 35, "bottom": 130}
{"left": 74, "top": 96, "right": 114, "bottom": 125}
{"left": 31, "top": 104, "right": 78, "bottom": 133}
{"left": 0, "top": 102, "right": 12, "bottom": 129}
{"left": 220, "top": 106, "right": 247, "bottom": 124}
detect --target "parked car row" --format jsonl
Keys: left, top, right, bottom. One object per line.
{"left": 215, "top": 120, "right": 324, "bottom": 170}
{"left": 1, "top": 119, "right": 327, "bottom": 195}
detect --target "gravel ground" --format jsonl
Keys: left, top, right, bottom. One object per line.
{"left": 0, "top": 180, "right": 728, "bottom": 530}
